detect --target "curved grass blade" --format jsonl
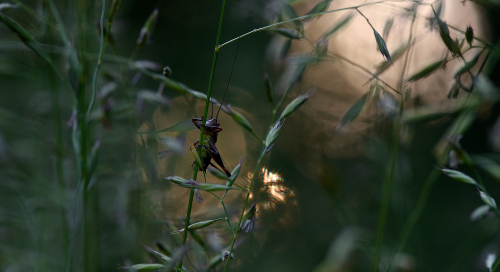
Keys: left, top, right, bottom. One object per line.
{"left": 263, "top": 69, "right": 274, "bottom": 108}
{"left": 383, "top": 17, "right": 394, "bottom": 40}
{"left": 436, "top": 17, "right": 462, "bottom": 57}
{"left": 373, "top": 30, "right": 392, "bottom": 64}
{"left": 221, "top": 104, "right": 255, "bottom": 136}
{"left": 187, "top": 136, "right": 203, "bottom": 170}
{"left": 303, "top": 0, "right": 332, "bottom": 22}
{"left": 120, "top": 264, "right": 164, "bottom": 270}
{"left": 479, "top": 191, "right": 497, "bottom": 209}
{"left": 406, "top": 60, "right": 446, "bottom": 82}
{"left": 280, "top": 39, "right": 292, "bottom": 60}
{"left": 265, "top": 120, "right": 285, "bottom": 154}
{"left": 170, "top": 218, "right": 226, "bottom": 234}
{"left": 441, "top": 168, "right": 479, "bottom": 186}
{"left": 465, "top": 25, "right": 474, "bottom": 47}
{"left": 454, "top": 52, "right": 481, "bottom": 78}
{"left": 321, "top": 13, "right": 353, "bottom": 40}
{"left": 0, "top": 12, "right": 66, "bottom": 81}
{"left": 165, "top": 176, "right": 243, "bottom": 192}
{"left": 279, "top": 87, "right": 315, "bottom": 121}
{"left": 336, "top": 92, "right": 368, "bottom": 131}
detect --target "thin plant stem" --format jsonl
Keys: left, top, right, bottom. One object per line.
{"left": 219, "top": 0, "right": 425, "bottom": 48}
{"left": 208, "top": 192, "right": 235, "bottom": 234}
{"left": 370, "top": 120, "right": 400, "bottom": 272}
{"left": 370, "top": 4, "right": 417, "bottom": 270}
{"left": 179, "top": 0, "right": 228, "bottom": 268}
{"left": 46, "top": 13, "right": 68, "bottom": 266}
{"left": 328, "top": 55, "right": 400, "bottom": 94}
{"left": 371, "top": 4, "right": 419, "bottom": 269}
{"left": 223, "top": 148, "right": 266, "bottom": 272}
{"left": 87, "top": 0, "right": 106, "bottom": 116}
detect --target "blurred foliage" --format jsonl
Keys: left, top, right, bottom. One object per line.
{"left": 0, "top": 0, "right": 499, "bottom": 272}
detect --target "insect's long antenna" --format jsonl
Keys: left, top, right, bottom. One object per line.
{"left": 216, "top": 40, "right": 240, "bottom": 119}
{"left": 189, "top": 39, "right": 213, "bottom": 117}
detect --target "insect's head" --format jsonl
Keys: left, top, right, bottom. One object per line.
{"left": 205, "top": 118, "right": 220, "bottom": 128}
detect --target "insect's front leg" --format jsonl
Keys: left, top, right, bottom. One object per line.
{"left": 192, "top": 116, "right": 203, "bottom": 130}
{"left": 204, "top": 125, "right": 223, "bottom": 133}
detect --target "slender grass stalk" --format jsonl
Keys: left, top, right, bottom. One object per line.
{"left": 46, "top": 14, "right": 68, "bottom": 267}
{"left": 371, "top": 5, "right": 418, "bottom": 270}
{"left": 223, "top": 148, "right": 266, "bottom": 272}
{"left": 218, "top": 0, "right": 427, "bottom": 48}
{"left": 179, "top": 0, "right": 227, "bottom": 268}
{"left": 87, "top": 0, "right": 107, "bottom": 116}
{"left": 370, "top": 120, "right": 400, "bottom": 272}
{"left": 75, "top": 0, "right": 92, "bottom": 270}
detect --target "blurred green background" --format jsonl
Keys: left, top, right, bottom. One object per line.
{"left": 0, "top": 0, "right": 500, "bottom": 271}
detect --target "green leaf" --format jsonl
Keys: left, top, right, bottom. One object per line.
{"left": 315, "top": 38, "right": 328, "bottom": 57}
{"left": 227, "top": 158, "right": 243, "bottom": 187}
{"left": 222, "top": 104, "right": 255, "bottom": 135}
{"left": 454, "top": 53, "right": 481, "bottom": 78}
{"left": 321, "top": 13, "right": 353, "bottom": 39}
{"left": 441, "top": 168, "right": 478, "bottom": 186}
{"left": 0, "top": 13, "right": 66, "bottom": 81}
{"left": 479, "top": 191, "right": 497, "bottom": 209}
{"left": 144, "top": 246, "right": 172, "bottom": 263}
{"left": 470, "top": 205, "right": 490, "bottom": 221}
{"left": 165, "top": 176, "right": 243, "bottom": 192}
{"left": 0, "top": 3, "right": 18, "bottom": 11}
{"left": 373, "top": 30, "right": 392, "bottom": 63}
{"left": 280, "top": 39, "right": 292, "bottom": 60}
{"left": 279, "top": 87, "right": 315, "bottom": 121}
{"left": 190, "top": 229, "right": 207, "bottom": 249}
{"left": 282, "top": 4, "right": 298, "bottom": 21}
{"left": 447, "top": 81, "right": 460, "bottom": 99}
{"left": 187, "top": 137, "right": 203, "bottom": 170}
{"left": 372, "top": 43, "right": 409, "bottom": 77}
{"left": 486, "top": 254, "right": 496, "bottom": 272}
{"left": 238, "top": 203, "right": 257, "bottom": 233}
{"left": 472, "top": 155, "right": 500, "bottom": 181}
{"left": 336, "top": 92, "right": 368, "bottom": 130}
{"left": 171, "top": 218, "right": 226, "bottom": 234}
{"left": 153, "top": 240, "right": 171, "bottom": 257}
{"left": 134, "top": 60, "right": 162, "bottom": 70}
{"left": 263, "top": 69, "right": 274, "bottom": 108}
{"left": 436, "top": 17, "right": 462, "bottom": 57}
{"left": 87, "top": 140, "right": 100, "bottom": 178}
{"left": 275, "top": 56, "right": 317, "bottom": 95}
{"left": 208, "top": 167, "right": 228, "bottom": 180}
{"left": 265, "top": 120, "right": 285, "bottom": 153}
{"left": 124, "top": 264, "right": 164, "bottom": 270}
{"left": 406, "top": 60, "right": 446, "bottom": 82}
{"left": 382, "top": 17, "right": 394, "bottom": 40}
{"left": 465, "top": 25, "right": 474, "bottom": 47}
{"left": 269, "top": 28, "right": 301, "bottom": 39}
{"left": 137, "top": 7, "right": 159, "bottom": 47}
{"left": 304, "top": 0, "right": 332, "bottom": 21}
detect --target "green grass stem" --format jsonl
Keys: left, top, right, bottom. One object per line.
{"left": 219, "top": 0, "right": 426, "bottom": 48}
{"left": 179, "top": 0, "right": 227, "bottom": 268}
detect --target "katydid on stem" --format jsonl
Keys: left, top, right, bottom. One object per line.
{"left": 191, "top": 41, "right": 240, "bottom": 177}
